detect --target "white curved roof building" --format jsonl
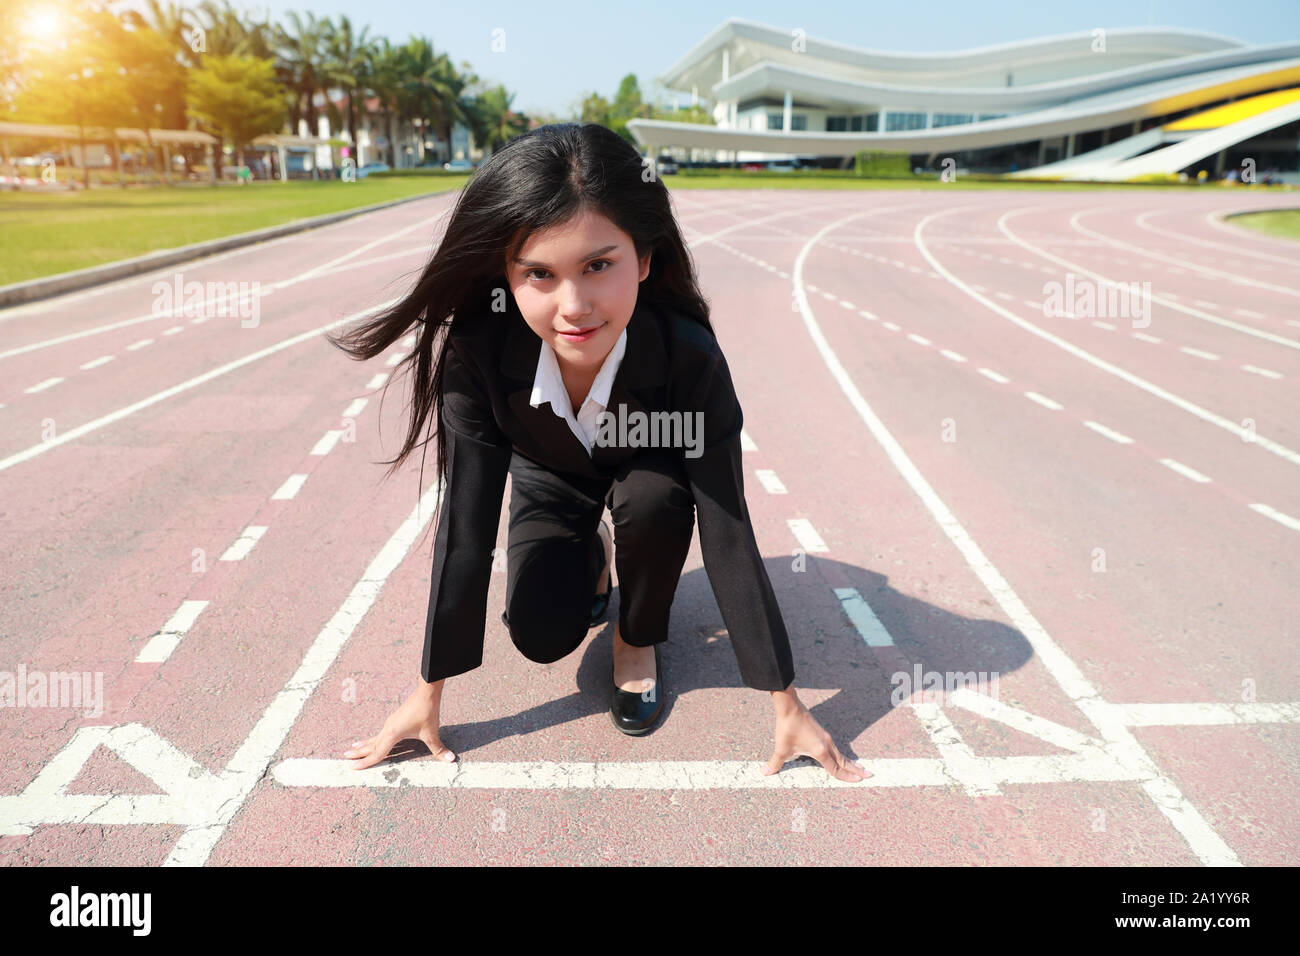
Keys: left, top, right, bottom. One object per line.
{"left": 628, "top": 19, "right": 1300, "bottom": 180}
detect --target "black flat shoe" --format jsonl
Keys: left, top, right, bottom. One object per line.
{"left": 610, "top": 643, "right": 663, "bottom": 735}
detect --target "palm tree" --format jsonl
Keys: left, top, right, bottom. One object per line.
{"left": 471, "top": 85, "right": 530, "bottom": 156}
{"left": 195, "top": 0, "right": 274, "bottom": 59}
{"left": 272, "top": 11, "right": 326, "bottom": 139}
{"left": 363, "top": 37, "right": 405, "bottom": 167}
{"left": 320, "top": 15, "right": 371, "bottom": 163}
{"left": 400, "top": 37, "right": 469, "bottom": 165}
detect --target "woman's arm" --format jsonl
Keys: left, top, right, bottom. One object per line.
{"left": 421, "top": 337, "right": 513, "bottom": 683}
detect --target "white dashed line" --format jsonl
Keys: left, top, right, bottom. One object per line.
{"left": 271, "top": 474, "right": 309, "bottom": 500}
{"left": 342, "top": 398, "right": 368, "bottom": 418}
{"left": 163, "top": 326, "right": 183, "bottom": 336}
{"left": 385, "top": 352, "right": 405, "bottom": 367}
{"left": 1248, "top": 504, "right": 1300, "bottom": 532}
{"left": 882, "top": 322, "right": 901, "bottom": 331}
{"left": 126, "top": 339, "right": 154, "bottom": 350}
{"left": 1179, "top": 346, "right": 1219, "bottom": 360}
{"left": 740, "top": 428, "right": 757, "bottom": 452}
{"left": 80, "top": 355, "right": 115, "bottom": 370}
{"left": 24, "top": 377, "right": 65, "bottom": 393}
{"left": 857, "top": 309, "right": 877, "bottom": 320}
{"left": 1241, "top": 365, "right": 1282, "bottom": 380}
{"left": 220, "top": 525, "right": 268, "bottom": 561}
{"left": 787, "top": 518, "right": 829, "bottom": 553}
{"left": 754, "top": 469, "right": 787, "bottom": 494}
{"left": 1083, "top": 420, "right": 1134, "bottom": 444}
{"left": 1233, "top": 309, "right": 1264, "bottom": 319}
{"left": 365, "top": 373, "right": 388, "bottom": 390}
{"left": 1193, "top": 300, "right": 1217, "bottom": 309}
{"left": 310, "top": 430, "right": 344, "bottom": 456}
{"left": 1131, "top": 332, "right": 1162, "bottom": 343}
{"left": 1159, "top": 459, "right": 1212, "bottom": 483}
{"left": 977, "top": 368, "right": 1009, "bottom": 383}
{"left": 907, "top": 333, "right": 932, "bottom": 346}
{"left": 939, "top": 349, "right": 966, "bottom": 362}
{"left": 1024, "top": 391, "right": 1062, "bottom": 410}
{"left": 135, "top": 600, "right": 210, "bottom": 664}
{"left": 1090, "top": 321, "right": 1116, "bottom": 330}
{"left": 834, "top": 588, "right": 894, "bottom": 647}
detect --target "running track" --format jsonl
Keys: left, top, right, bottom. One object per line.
{"left": 1, "top": 186, "right": 1297, "bottom": 865}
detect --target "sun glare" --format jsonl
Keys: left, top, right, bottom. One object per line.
{"left": 24, "top": 10, "right": 62, "bottom": 41}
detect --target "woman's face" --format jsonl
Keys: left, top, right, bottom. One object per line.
{"left": 505, "top": 207, "right": 651, "bottom": 376}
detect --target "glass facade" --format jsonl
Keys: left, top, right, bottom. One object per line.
{"left": 885, "top": 111, "right": 928, "bottom": 131}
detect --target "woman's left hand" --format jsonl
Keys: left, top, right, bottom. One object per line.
{"left": 762, "top": 699, "right": 871, "bottom": 782}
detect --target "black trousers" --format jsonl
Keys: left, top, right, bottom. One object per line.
{"left": 501, "top": 445, "right": 696, "bottom": 665}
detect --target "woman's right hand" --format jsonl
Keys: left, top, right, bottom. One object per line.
{"left": 343, "top": 678, "right": 455, "bottom": 769}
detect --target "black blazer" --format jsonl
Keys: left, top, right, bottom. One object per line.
{"left": 421, "top": 296, "right": 796, "bottom": 692}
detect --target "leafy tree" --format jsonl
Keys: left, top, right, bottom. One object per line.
{"left": 187, "top": 53, "right": 287, "bottom": 169}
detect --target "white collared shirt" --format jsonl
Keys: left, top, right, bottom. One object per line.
{"left": 529, "top": 326, "right": 628, "bottom": 456}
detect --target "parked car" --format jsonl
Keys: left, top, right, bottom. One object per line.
{"left": 356, "top": 162, "right": 390, "bottom": 179}
{"left": 655, "top": 154, "right": 679, "bottom": 175}
{"left": 443, "top": 158, "right": 474, "bottom": 172}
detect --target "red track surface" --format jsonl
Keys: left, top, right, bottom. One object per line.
{"left": 1, "top": 186, "right": 1297, "bottom": 865}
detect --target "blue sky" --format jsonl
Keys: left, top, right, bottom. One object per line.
{"left": 138, "top": 1, "right": 1300, "bottom": 116}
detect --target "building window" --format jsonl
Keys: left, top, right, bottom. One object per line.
{"left": 885, "top": 111, "right": 927, "bottom": 131}
{"left": 977, "top": 113, "right": 1006, "bottom": 122}
{"left": 932, "top": 113, "right": 973, "bottom": 127}
{"left": 827, "top": 116, "right": 847, "bottom": 132}
{"left": 791, "top": 114, "right": 806, "bottom": 130}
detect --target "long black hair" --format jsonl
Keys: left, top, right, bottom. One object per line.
{"left": 326, "top": 122, "right": 713, "bottom": 526}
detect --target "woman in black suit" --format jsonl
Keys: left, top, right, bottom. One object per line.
{"left": 331, "top": 123, "right": 867, "bottom": 783}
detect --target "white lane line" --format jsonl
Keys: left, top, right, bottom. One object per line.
{"left": 136, "top": 600, "right": 210, "bottom": 664}
{"left": 219, "top": 525, "right": 268, "bottom": 561}
{"left": 365, "top": 373, "right": 388, "bottom": 389}
{"left": 857, "top": 309, "right": 877, "bottom": 320}
{"left": 271, "top": 474, "right": 308, "bottom": 500}
{"left": 839, "top": 299, "right": 857, "bottom": 309}
{"left": 797, "top": 209, "right": 1242, "bottom": 865}
{"left": 1131, "top": 332, "right": 1162, "bottom": 343}
{"left": 1234, "top": 309, "right": 1264, "bottom": 319}
{"left": 1193, "top": 300, "right": 1218, "bottom": 309}
{"left": 1024, "top": 391, "right": 1063, "bottom": 410}
{"left": 907, "top": 333, "right": 932, "bottom": 346}
{"left": 787, "top": 518, "right": 829, "bottom": 553}
{"left": 740, "top": 428, "right": 758, "bottom": 451}
{"left": 80, "top": 355, "right": 115, "bottom": 370}
{"left": 1117, "top": 702, "right": 1300, "bottom": 726}
{"left": 1090, "top": 321, "right": 1116, "bottom": 330}
{"left": 1072, "top": 209, "right": 1300, "bottom": 300}
{"left": 882, "top": 322, "right": 901, "bottom": 331}
{"left": 939, "top": 349, "right": 966, "bottom": 362}
{"left": 164, "top": 477, "right": 448, "bottom": 865}
{"left": 24, "top": 377, "right": 65, "bottom": 393}
{"left": 162, "top": 326, "right": 183, "bottom": 336}
{"left": 1241, "top": 364, "right": 1282, "bottom": 380}
{"left": 310, "top": 430, "right": 343, "bottom": 456}
{"left": 1159, "top": 459, "right": 1212, "bottom": 483}
{"left": 1248, "top": 503, "right": 1300, "bottom": 532}
{"left": 754, "top": 469, "right": 787, "bottom": 494}
{"left": 1179, "top": 346, "right": 1219, "bottom": 360}
{"left": 126, "top": 339, "right": 154, "bottom": 351}
{"left": 341, "top": 398, "right": 368, "bottom": 418}
{"left": 384, "top": 352, "right": 405, "bottom": 367}
{"left": 915, "top": 208, "right": 1300, "bottom": 468}
{"left": 994, "top": 291, "right": 1015, "bottom": 301}
{"left": 834, "top": 587, "right": 894, "bottom": 647}
{"left": 400, "top": 334, "right": 416, "bottom": 348}
{"left": 1083, "top": 420, "right": 1134, "bottom": 444}
{"left": 977, "top": 368, "right": 1009, "bottom": 383}
{"left": 1018, "top": 211, "right": 1300, "bottom": 351}
{"left": 0, "top": 297, "right": 402, "bottom": 473}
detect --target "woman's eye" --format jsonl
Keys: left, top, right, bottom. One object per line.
{"left": 525, "top": 260, "right": 611, "bottom": 281}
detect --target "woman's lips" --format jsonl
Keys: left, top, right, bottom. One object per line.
{"left": 556, "top": 322, "right": 604, "bottom": 343}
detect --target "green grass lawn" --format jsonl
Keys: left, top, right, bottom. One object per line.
{"left": 1222, "top": 209, "right": 1300, "bottom": 241}
{"left": 0, "top": 178, "right": 464, "bottom": 286}
{"left": 1, "top": 171, "right": 1293, "bottom": 287}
